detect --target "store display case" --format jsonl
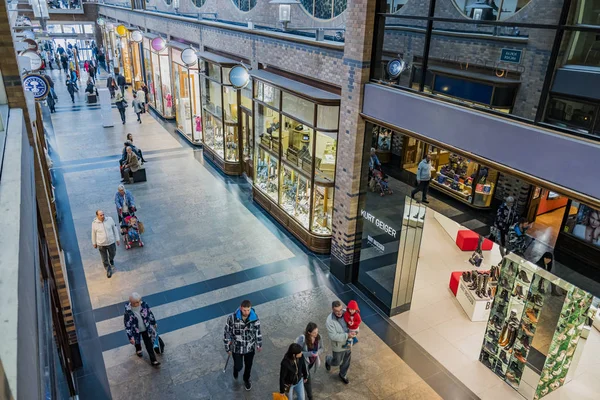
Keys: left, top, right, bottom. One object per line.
{"left": 251, "top": 70, "right": 340, "bottom": 253}
{"left": 171, "top": 46, "right": 202, "bottom": 145}
{"left": 402, "top": 140, "right": 498, "bottom": 209}
{"left": 198, "top": 52, "right": 243, "bottom": 175}
{"left": 371, "top": 125, "right": 392, "bottom": 163}
{"left": 480, "top": 253, "right": 594, "bottom": 399}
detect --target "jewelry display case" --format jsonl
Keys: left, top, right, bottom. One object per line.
{"left": 251, "top": 70, "right": 340, "bottom": 253}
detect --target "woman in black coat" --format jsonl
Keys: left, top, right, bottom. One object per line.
{"left": 535, "top": 252, "right": 561, "bottom": 296}
{"left": 279, "top": 343, "right": 308, "bottom": 399}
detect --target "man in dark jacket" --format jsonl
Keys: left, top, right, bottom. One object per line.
{"left": 493, "top": 196, "right": 519, "bottom": 256}
{"left": 116, "top": 73, "right": 126, "bottom": 95}
{"left": 223, "top": 299, "right": 262, "bottom": 391}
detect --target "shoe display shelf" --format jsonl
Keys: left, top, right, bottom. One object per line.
{"left": 456, "top": 269, "right": 499, "bottom": 321}
{"left": 479, "top": 253, "right": 594, "bottom": 400}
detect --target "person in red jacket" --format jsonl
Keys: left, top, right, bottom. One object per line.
{"left": 342, "top": 300, "right": 361, "bottom": 348}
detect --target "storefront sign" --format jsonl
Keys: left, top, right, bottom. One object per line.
{"left": 500, "top": 48, "right": 522, "bottom": 64}
{"left": 23, "top": 74, "right": 49, "bottom": 100}
{"left": 24, "top": 39, "right": 38, "bottom": 51}
{"left": 97, "top": 17, "right": 105, "bottom": 26}
{"left": 181, "top": 48, "right": 197, "bottom": 66}
{"left": 367, "top": 235, "right": 385, "bottom": 253}
{"left": 106, "top": 22, "right": 114, "bottom": 30}
{"left": 151, "top": 37, "right": 166, "bottom": 52}
{"left": 116, "top": 25, "right": 128, "bottom": 36}
{"left": 360, "top": 209, "right": 397, "bottom": 238}
{"left": 130, "top": 30, "right": 143, "bottom": 43}
{"left": 21, "top": 50, "right": 43, "bottom": 71}
{"left": 229, "top": 65, "right": 250, "bottom": 89}
{"left": 387, "top": 59, "right": 407, "bottom": 78}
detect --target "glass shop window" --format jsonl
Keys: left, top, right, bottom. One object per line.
{"left": 282, "top": 92, "right": 315, "bottom": 125}
{"left": 281, "top": 115, "right": 314, "bottom": 170}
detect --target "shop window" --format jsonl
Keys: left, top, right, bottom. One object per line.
{"left": 281, "top": 115, "right": 314, "bottom": 170}
{"left": 447, "top": 0, "right": 533, "bottom": 21}
{"left": 564, "top": 202, "right": 600, "bottom": 248}
{"left": 203, "top": 77, "right": 222, "bottom": 117}
{"left": 191, "top": 0, "right": 207, "bottom": 8}
{"left": 159, "top": 50, "right": 173, "bottom": 118}
{"left": 232, "top": 0, "right": 257, "bottom": 12}
{"left": 282, "top": 92, "right": 315, "bottom": 125}
{"left": 223, "top": 86, "right": 238, "bottom": 123}
{"left": 300, "top": 0, "right": 347, "bottom": 20}
{"left": 563, "top": 31, "right": 600, "bottom": 67}
{"left": 143, "top": 44, "right": 155, "bottom": 106}
{"left": 241, "top": 85, "right": 252, "bottom": 110}
{"left": 255, "top": 148, "right": 279, "bottom": 201}
{"left": 315, "top": 131, "right": 337, "bottom": 182}
{"left": 317, "top": 105, "right": 339, "bottom": 130}
{"left": 256, "top": 103, "right": 281, "bottom": 154}
{"left": 203, "top": 113, "right": 224, "bottom": 158}
{"left": 225, "top": 124, "right": 239, "bottom": 162}
{"left": 83, "top": 24, "right": 93, "bottom": 34}
{"left": 433, "top": 74, "right": 494, "bottom": 106}
{"left": 206, "top": 61, "right": 221, "bottom": 82}
{"left": 571, "top": 0, "right": 600, "bottom": 26}
{"left": 312, "top": 185, "right": 334, "bottom": 235}
{"left": 151, "top": 51, "right": 163, "bottom": 115}
{"left": 545, "top": 96, "right": 598, "bottom": 135}
{"left": 280, "top": 164, "right": 311, "bottom": 229}
{"left": 255, "top": 81, "right": 280, "bottom": 109}
{"left": 385, "top": 0, "right": 410, "bottom": 13}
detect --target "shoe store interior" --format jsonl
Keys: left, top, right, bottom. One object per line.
{"left": 356, "top": 125, "right": 600, "bottom": 399}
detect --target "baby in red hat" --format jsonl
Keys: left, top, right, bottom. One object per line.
{"left": 342, "top": 300, "right": 362, "bottom": 348}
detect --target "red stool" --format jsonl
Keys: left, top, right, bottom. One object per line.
{"left": 449, "top": 271, "right": 462, "bottom": 296}
{"left": 456, "top": 230, "right": 479, "bottom": 251}
{"left": 481, "top": 238, "right": 494, "bottom": 251}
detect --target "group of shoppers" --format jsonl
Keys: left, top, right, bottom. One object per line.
{"left": 109, "top": 73, "right": 148, "bottom": 125}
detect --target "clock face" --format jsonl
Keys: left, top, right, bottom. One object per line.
{"left": 387, "top": 59, "right": 406, "bottom": 78}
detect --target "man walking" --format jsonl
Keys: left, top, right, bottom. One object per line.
{"left": 325, "top": 300, "right": 355, "bottom": 384}
{"left": 410, "top": 153, "right": 432, "bottom": 203}
{"left": 116, "top": 72, "right": 126, "bottom": 96}
{"left": 223, "top": 299, "right": 262, "bottom": 391}
{"left": 91, "top": 210, "right": 120, "bottom": 278}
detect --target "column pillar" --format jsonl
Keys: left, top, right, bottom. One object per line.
{"left": 330, "top": 0, "right": 378, "bottom": 282}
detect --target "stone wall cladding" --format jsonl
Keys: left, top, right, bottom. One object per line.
{"left": 99, "top": 6, "right": 344, "bottom": 86}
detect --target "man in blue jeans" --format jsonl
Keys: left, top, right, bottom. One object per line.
{"left": 411, "top": 154, "right": 432, "bottom": 203}
{"left": 325, "top": 300, "right": 355, "bottom": 384}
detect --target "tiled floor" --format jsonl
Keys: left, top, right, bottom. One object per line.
{"left": 390, "top": 211, "right": 600, "bottom": 400}
{"left": 45, "top": 68, "right": 476, "bottom": 399}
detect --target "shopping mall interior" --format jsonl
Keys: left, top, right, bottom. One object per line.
{"left": 1, "top": 0, "right": 600, "bottom": 399}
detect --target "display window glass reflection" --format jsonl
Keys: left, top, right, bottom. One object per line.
{"left": 281, "top": 115, "right": 314, "bottom": 170}
{"left": 255, "top": 148, "right": 279, "bottom": 201}
{"left": 225, "top": 124, "right": 239, "bottom": 162}
{"left": 203, "top": 78, "right": 222, "bottom": 117}
{"left": 206, "top": 61, "right": 220, "bottom": 82}
{"left": 282, "top": 92, "right": 315, "bottom": 126}
{"left": 203, "top": 113, "right": 224, "bottom": 158}
{"left": 143, "top": 41, "right": 155, "bottom": 106}
{"left": 223, "top": 86, "right": 238, "bottom": 123}
{"left": 317, "top": 105, "right": 339, "bottom": 130}
{"left": 315, "top": 131, "right": 337, "bottom": 182}
{"left": 159, "top": 50, "right": 173, "bottom": 118}
{"left": 280, "top": 164, "right": 311, "bottom": 229}
{"left": 255, "top": 81, "right": 280, "bottom": 109}
{"left": 256, "top": 103, "right": 281, "bottom": 154}
{"left": 545, "top": 96, "right": 597, "bottom": 135}
{"left": 312, "top": 185, "right": 333, "bottom": 235}
{"left": 564, "top": 202, "right": 600, "bottom": 248}
{"left": 151, "top": 51, "right": 163, "bottom": 114}
{"left": 173, "top": 58, "right": 202, "bottom": 143}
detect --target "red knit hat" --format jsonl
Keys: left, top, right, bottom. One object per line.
{"left": 347, "top": 300, "right": 359, "bottom": 311}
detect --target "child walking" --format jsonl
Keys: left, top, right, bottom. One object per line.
{"left": 342, "top": 300, "right": 361, "bottom": 348}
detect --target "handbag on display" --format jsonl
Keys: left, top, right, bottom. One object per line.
{"left": 469, "top": 250, "right": 483, "bottom": 267}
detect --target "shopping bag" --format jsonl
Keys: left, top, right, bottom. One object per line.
{"left": 469, "top": 250, "right": 483, "bottom": 267}
{"left": 272, "top": 393, "right": 288, "bottom": 400}
{"left": 153, "top": 334, "right": 165, "bottom": 354}
{"left": 138, "top": 221, "right": 145, "bottom": 234}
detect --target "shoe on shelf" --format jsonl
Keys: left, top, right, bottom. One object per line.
{"left": 339, "top": 374, "right": 349, "bottom": 384}
{"left": 519, "top": 270, "right": 531, "bottom": 283}
{"left": 525, "top": 309, "right": 539, "bottom": 323}
{"left": 244, "top": 380, "right": 252, "bottom": 391}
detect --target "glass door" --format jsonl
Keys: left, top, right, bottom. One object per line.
{"left": 241, "top": 108, "right": 253, "bottom": 179}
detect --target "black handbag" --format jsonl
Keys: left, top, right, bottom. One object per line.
{"left": 153, "top": 334, "right": 165, "bottom": 354}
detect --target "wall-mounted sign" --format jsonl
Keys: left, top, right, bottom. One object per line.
{"left": 387, "top": 59, "right": 407, "bottom": 78}
{"left": 151, "top": 37, "right": 166, "bottom": 52}
{"left": 500, "top": 48, "right": 522, "bottom": 64}
{"left": 23, "top": 74, "right": 49, "bottom": 100}
{"left": 130, "top": 30, "right": 143, "bottom": 43}
{"left": 360, "top": 209, "right": 398, "bottom": 238}
{"left": 181, "top": 48, "right": 197, "bottom": 66}
{"left": 116, "top": 25, "right": 128, "bottom": 36}
{"left": 229, "top": 65, "right": 250, "bottom": 90}
{"left": 21, "top": 50, "right": 43, "bottom": 71}
{"left": 97, "top": 17, "right": 105, "bottom": 26}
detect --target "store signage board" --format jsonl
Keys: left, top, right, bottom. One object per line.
{"left": 130, "top": 30, "right": 143, "bottom": 43}
{"left": 24, "top": 39, "right": 38, "bottom": 52}
{"left": 23, "top": 74, "right": 49, "bottom": 101}
{"left": 181, "top": 48, "right": 197, "bottom": 66}
{"left": 360, "top": 209, "right": 397, "bottom": 239}
{"left": 151, "top": 37, "right": 166, "bottom": 52}
{"left": 229, "top": 65, "right": 250, "bottom": 89}
{"left": 500, "top": 48, "right": 522, "bottom": 64}
{"left": 21, "top": 50, "right": 43, "bottom": 71}
{"left": 116, "top": 25, "right": 128, "bottom": 36}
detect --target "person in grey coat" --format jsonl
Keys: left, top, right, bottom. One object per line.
{"left": 325, "top": 301, "right": 355, "bottom": 384}
{"left": 132, "top": 93, "right": 143, "bottom": 123}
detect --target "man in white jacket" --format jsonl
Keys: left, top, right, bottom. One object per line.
{"left": 91, "top": 209, "right": 120, "bottom": 278}
{"left": 325, "top": 300, "right": 355, "bottom": 384}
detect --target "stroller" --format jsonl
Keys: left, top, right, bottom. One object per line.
{"left": 370, "top": 168, "right": 393, "bottom": 196}
{"left": 121, "top": 213, "right": 144, "bottom": 249}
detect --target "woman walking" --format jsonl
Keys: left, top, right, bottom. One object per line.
{"left": 296, "top": 322, "right": 323, "bottom": 400}
{"left": 115, "top": 90, "right": 127, "bottom": 124}
{"left": 123, "top": 292, "right": 161, "bottom": 367}
{"left": 132, "top": 93, "right": 143, "bottom": 123}
{"left": 279, "top": 343, "right": 308, "bottom": 400}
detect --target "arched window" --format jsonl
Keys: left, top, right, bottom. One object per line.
{"left": 164, "top": 0, "right": 172, "bottom": 5}
{"left": 191, "top": 0, "right": 206, "bottom": 7}
{"left": 231, "top": 0, "right": 257, "bottom": 12}
{"left": 300, "top": 0, "right": 347, "bottom": 20}
{"left": 451, "top": 0, "right": 533, "bottom": 21}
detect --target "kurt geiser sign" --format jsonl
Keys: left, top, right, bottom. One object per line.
{"left": 360, "top": 209, "right": 398, "bottom": 239}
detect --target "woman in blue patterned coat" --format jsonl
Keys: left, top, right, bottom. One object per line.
{"left": 123, "top": 292, "right": 161, "bottom": 366}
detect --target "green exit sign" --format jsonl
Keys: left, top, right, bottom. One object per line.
{"left": 500, "top": 48, "right": 522, "bottom": 64}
